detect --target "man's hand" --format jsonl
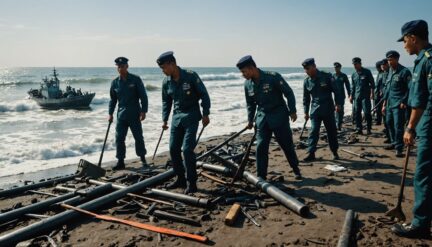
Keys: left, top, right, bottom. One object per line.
{"left": 246, "top": 122, "right": 254, "bottom": 130}
{"left": 404, "top": 131, "right": 415, "bottom": 146}
{"left": 335, "top": 105, "right": 341, "bottom": 113}
{"left": 349, "top": 96, "right": 353, "bottom": 104}
{"left": 202, "top": 115, "right": 210, "bottom": 127}
{"left": 304, "top": 114, "right": 309, "bottom": 121}
{"left": 381, "top": 106, "right": 386, "bottom": 115}
{"left": 140, "top": 112, "right": 146, "bottom": 121}
{"left": 290, "top": 113, "right": 297, "bottom": 122}
{"left": 400, "top": 103, "right": 407, "bottom": 109}
{"left": 108, "top": 115, "right": 113, "bottom": 122}
{"left": 370, "top": 92, "right": 374, "bottom": 99}
{"left": 162, "top": 121, "right": 169, "bottom": 130}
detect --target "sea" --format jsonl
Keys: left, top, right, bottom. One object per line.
{"left": 0, "top": 67, "right": 375, "bottom": 179}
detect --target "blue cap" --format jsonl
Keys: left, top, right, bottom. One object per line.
{"left": 302, "top": 58, "right": 315, "bottom": 68}
{"left": 376, "top": 60, "right": 383, "bottom": 68}
{"left": 397, "top": 20, "right": 429, "bottom": 42}
{"left": 157, "top": 51, "right": 175, "bottom": 65}
{"left": 236, "top": 55, "right": 256, "bottom": 69}
{"left": 386, "top": 50, "right": 400, "bottom": 59}
{"left": 352, "top": 57, "right": 361, "bottom": 64}
{"left": 333, "top": 62, "right": 342, "bottom": 68}
{"left": 381, "top": 58, "right": 388, "bottom": 65}
{"left": 115, "top": 57, "right": 128, "bottom": 65}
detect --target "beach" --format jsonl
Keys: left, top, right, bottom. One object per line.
{"left": 0, "top": 122, "right": 430, "bottom": 246}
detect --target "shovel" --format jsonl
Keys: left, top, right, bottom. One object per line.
{"left": 296, "top": 119, "right": 308, "bottom": 149}
{"left": 385, "top": 145, "right": 411, "bottom": 222}
{"left": 75, "top": 121, "right": 111, "bottom": 178}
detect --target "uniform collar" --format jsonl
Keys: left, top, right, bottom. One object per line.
{"left": 390, "top": 64, "right": 403, "bottom": 74}
{"left": 415, "top": 43, "right": 432, "bottom": 64}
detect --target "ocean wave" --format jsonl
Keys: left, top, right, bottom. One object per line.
{"left": 200, "top": 73, "right": 243, "bottom": 81}
{"left": 0, "top": 81, "right": 39, "bottom": 86}
{"left": 66, "top": 78, "right": 111, "bottom": 84}
{"left": 0, "top": 101, "right": 38, "bottom": 112}
{"left": 282, "top": 72, "right": 306, "bottom": 80}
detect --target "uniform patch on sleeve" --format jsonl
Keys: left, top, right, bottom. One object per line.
{"left": 425, "top": 51, "right": 431, "bottom": 58}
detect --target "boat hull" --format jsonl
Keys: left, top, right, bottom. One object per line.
{"left": 29, "top": 93, "right": 96, "bottom": 109}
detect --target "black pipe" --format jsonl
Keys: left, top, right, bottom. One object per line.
{"left": 150, "top": 189, "right": 210, "bottom": 208}
{"left": 152, "top": 210, "right": 201, "bottom": 226}
{"left": 336, "top": 210, "right": 356, "bottom": 247}
{"left": 197, "top": 161, "right": 309, "bottom": 216}
{"left": 53, "top": 184, "right": 113, "bottom": 207}
{"left": 0, "top": 174, "right": 76, "bottom": 198}
{"left": 0, "top": 184, "right": 113, "bottom": 225}
{"left": 0, "top": 169, "right": 175, "bottom": 246}
{"left": 197, "top": 127, "right": 248, "bottom": 160}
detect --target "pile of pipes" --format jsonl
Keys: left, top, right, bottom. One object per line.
{"left": 0, "top": 128, "right": 360, "bottom": 246}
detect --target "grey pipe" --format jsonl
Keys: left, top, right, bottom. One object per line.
{"left": 150, "top": 189, "right": 210, "bottom": 208}
{"left": 197, "top": 160, "right": 309, "bottom": 216}
{"left": 0, "top": 174, "right": 76, "bottom": 198}
{"left": 0, "top": 169, "right": 175, "bottom": 246}
{"left": 336, "top": 209, "right": 356, "bottom": 247}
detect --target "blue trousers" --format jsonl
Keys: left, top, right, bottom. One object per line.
{"left": 335, "top": 102, "right": 345, "bottom": 129}
{"left": 308, "top": 112, "right": 338, "bottom": 154}
{"left": 169, "top": 122, "right": 199, "bottom": 184}
{"left": 115, "top": 118, "right": 146, "bottom": 160}
{"left": 354, "top": 97, "right": 372, "bottom": 131}
{"left": 386, "top": 107, "right": 406, "bottom": 152}
{"left": 412, "top": 137, "right": 432, "bottom": 229}
{"left": 256, "top": 122, "right": 300, "bottom": 179}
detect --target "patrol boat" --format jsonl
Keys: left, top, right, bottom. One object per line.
{"left": 28, "top": 68, "right": 95, "bottom": 109}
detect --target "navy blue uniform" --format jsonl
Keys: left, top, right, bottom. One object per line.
{"left": 109, "top": 73, "right": 148, "bottom": 160}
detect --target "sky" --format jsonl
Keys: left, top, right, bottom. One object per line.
{"left": 0, "top": 0, "right": 431, "bottom": 67}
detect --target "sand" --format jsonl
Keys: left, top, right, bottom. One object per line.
{"left": 0, "top": 119, "right": 431, "bottom": 247}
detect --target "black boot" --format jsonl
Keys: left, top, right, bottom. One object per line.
{"left": 391, "top": 223, "right": 431, "bottom": 238}
{"left": 303, "top": 152, "right": 316, "bottom": 162}
{"left": 113, "top": 159, "right": 125, "bottom": 170}
{"left": 385, "top": 144, "right": 395, "bottom": 150}
{"left": 140, "top": 156, "right": 148, "bottom": 168}
{"left": 184, "top": 182, "right": 198, "bottom": 194}
{"left": 333, "top": 151, "right": 340, "bottom": 160}
{"left": 366, "top": 129, "right": 372, "bottom": 135}
{"left": 355, "top": 129, "right": 363, "bottom": 135}
{"left": 384, "top": 139, "right": 391, "bottom": 144}
{"left": 395, "top": 150, "right": 404, "bottom": 158}
{"left": 165, "top": 176, "right": 187, "bottom": 189}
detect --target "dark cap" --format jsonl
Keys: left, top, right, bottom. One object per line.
{"left": 398, "top": 20, "right": 429, "bottom": 42}
{"left": 381, "top": 58, "right": 388, "bottom": 65}
{"left": 236, "top": 55, "right": 256, "bottom": 69}
{"left": 352, "top": 57, "right": 361, "bottom": 64}
{"left": 386, "top": 50, "right": 400, "bottom": 59}
{"left": 157, "top": 51, "right": 175, "bottom": 65}
{"left": 376, "top": 60, "right": 383, "bottom": 68}
{"left": 115, "top": 57, "right": 129, "bottom": 65}
{"left": 333, "top": 62, "right": 342, "bottom": 68}
{"left": 302, "top": 58, "right": 315, "bottom": 68}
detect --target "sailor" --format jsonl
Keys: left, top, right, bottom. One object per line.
{"left": 374, "top": 60, "right": 384, "bottom": 125}
{"left": 237, "top": 55, "right": 301, "bottom": 180}
{"left": 332, "top": 62, "right": 351, "bottom": 130}
{"left": 108, "top": 57, "right": 148, "bottom": 170}
{"left": 302, "top": 58, "right": 342, "bottom": 161}
{"left": 157, "top": 51, "right": 211, "bottom": 194}
{"left": 350, "top": 57, "right": 375, "bottom": 135}
{"left": 392, "top": 20, "right": 432, "bottom": 238}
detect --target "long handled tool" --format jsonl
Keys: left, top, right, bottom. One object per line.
{"left": 196, "top": 125, "right": 205, "bottom": 144}
{"left": 61, "top": 204, "right": 208, "bottom": 243}
{"left": 340, "top": 148, "right": 377, "bottom": 163}
{"left": 385, "top": 145, "right": 411, "bottom": 222}
{"left": 152, "top": 128, "right": 165, "bottom": 160}
{"left": 296, "top": 119, "right": 309, "bottom": 149}
{"left": 197, "top": 126, "right": 248, "bottom": 160}
{"left": 299, "top": 119, "right": 308, "bottom": 140}
{"left": 76, "top": 121, "right": 111, "bottom": 178}
{"left": 231, "top": 130, "right": 257, "bottom": 184}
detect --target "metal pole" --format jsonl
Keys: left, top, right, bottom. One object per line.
{"left": 336, "top": 210, "right": 356, "bottom": 247}
{"left": 0, "top": 169, "right": 175, "bottom": 246}
{"left": 150, "top": 189, "right": 210, "bottom": 208}
{"left": 197, "top": 127, "right": 248, "bottom": 160}
{"left": 0, "top": 174, "right": 76, "bottom": 198}
{"left": 197, "top": 161, "right": 309, "bottom": 216}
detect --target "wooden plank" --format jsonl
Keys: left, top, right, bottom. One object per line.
{"left": 225, "top": 203, "right": 241, "bottom": 226}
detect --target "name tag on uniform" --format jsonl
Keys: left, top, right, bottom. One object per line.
{"left": 320, "top": 81, "right": 327, "bottom": 87}
{"left": 394, "top": 75, "right": 399, "bottom": 81}
{"left": 182, "top": 83, "right": 191, "bottom": 90}
{"left": 360, "top": 76, "right": 366, "bottom": 80}
{"left": 128, "top": 84, "right": 135, "bottom": 88}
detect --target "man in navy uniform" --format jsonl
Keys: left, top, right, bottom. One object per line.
{"left": 109, "top": 57, "right": 148, "bottom": 170}
{"left": 237, "top": 55, "right": 301, "bottom": 180}
{"left": 157, "top": 51, "right": 211, "bottom": 194}
{"left": 382, "top": 50, "right": 412, "bottom": 157}
{"left": 332, "top": 62, "right": 351, "bottom": 130}
{"left": 303, "top": 58, "right": 342, "bottom": 161}
{"left": 392, "top": 19, "right": 432, "bottom": 239}
{"left": 380, "top": 59, "right": 392, "bottom": 143}
{"left": 350, "top": 57, "right": 375, "bottom": 135}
